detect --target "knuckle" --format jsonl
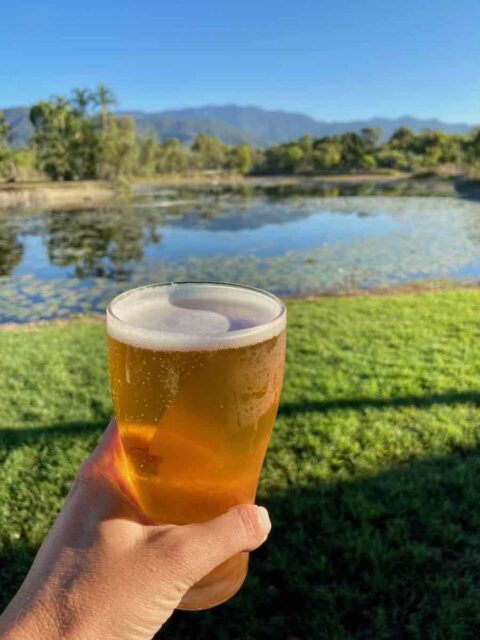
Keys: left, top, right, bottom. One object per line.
{"left": 234, "top": 505, "right": 266, "bottom": 544}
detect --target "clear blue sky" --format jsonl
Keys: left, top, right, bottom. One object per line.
{"left": 2, "top": 0, "right": 480, "bottom": 123}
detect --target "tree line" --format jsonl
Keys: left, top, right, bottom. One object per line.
{"left": 1, "top": 85, "right": 480, "bottom": 181}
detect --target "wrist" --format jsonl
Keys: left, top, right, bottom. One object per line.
{"left": 0, "top": 600, "right": 106, "bottom": 640}
{"left": 0, "top": 597, "right": 61, "bottom": 640}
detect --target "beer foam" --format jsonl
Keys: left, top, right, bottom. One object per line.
{"left": 107, "top": 283, "right": 286, "bottom": 350}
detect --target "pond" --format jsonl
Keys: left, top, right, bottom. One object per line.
{"left": 2, "top": 181, "right": 480, "bottom": 322}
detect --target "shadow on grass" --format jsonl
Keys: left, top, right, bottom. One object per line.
{"left": 0, "top": 420, "right": 106, "bottom": 449}
{"left": 2, "top": 441, "right": 480, "bottom": 638}
{"left": 280, "top": 390, "right": 480, "bottom": 416}
{"left": 2, "top": 389, "right": 480, "bottom": 448}
{"left": 160, "top": 447, "right": 480, "bottom": 639}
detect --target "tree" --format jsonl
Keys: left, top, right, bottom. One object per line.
{"left": 138, "top": 137, "right": 158, "bottom": 175}
{"left": 72, "top": 88, "right": 94, "bottom": 116}
{"left": 283, "top": 144, "right": 304, "bottom": 172}
{"left": 360, "top": 154, "right": 377, "bottom": 170}
{"left": 11, "top": 149, "right": 38, "bottom": 181}
{"left": 96, "top": 116, "right": 138, "bottom": 180}
{"left": 192, "top": 134, "right": 226, "bottom": 170}
{"left": 467, "top": 128, "right": 480, "bottom": 165}
{"left": 0, "top": 111, "right": 14, "bottom": 180}
{"left": 360, "top": 127, "right": 382, "bottom": 154}
{"left": 30, "top": 100, "right": 77, "bottom": 180}
{"left": 299, "top": 134, "right": 314, "bottom": 154}
{"left": 312, "top": 139, "right": 342, "bottom": 171}
{"left": 376, "top": 149, "right": 411, "bottom": 171}
{"left": 30, "top": 97, "right": 97, "bottom": 180}
{"left": 439, "top": 134, "right": 467, "bottom": 165}
{"left": 338, "top": 132, "right": 366, "bottom": 169}
{"left": 228, "top": 143, "right": 253, "bottom": 174}
{"left": 262, "top": 142, "right": 304, "bottom": 174}
{"left": 0, "top": 111, "right": 11, "bottom": 145}
{"left": 386, "top": 127, "right": 469, "bottom": 170}
{"left": 95, "top": 84, "right": 117, "bottom": 134}
{"left": 156, "top": 138, "right": 196, "bottom": 173}
{"left": 30, "top": 87, "right": 139, "bottom": 181}
{"left": 388, "top": 127, "right": 416, "bottom": 150}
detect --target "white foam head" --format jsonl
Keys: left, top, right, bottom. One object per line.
{"left": 106, "top": 282, "right": 286, "bottom": 350}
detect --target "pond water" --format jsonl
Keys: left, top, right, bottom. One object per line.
{"left": 2, "top": 182, "right": 480, "bottom": 322}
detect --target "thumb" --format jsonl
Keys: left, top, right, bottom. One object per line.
{"left": 160, "top": 505, "right": 272, "bottom": 588}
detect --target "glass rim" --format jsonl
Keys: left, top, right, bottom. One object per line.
{"left": 106, "top": 281, "right": 286, "bottom": 340}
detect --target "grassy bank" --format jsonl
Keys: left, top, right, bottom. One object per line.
{"left": 2, "top": 291, "right": 480, "bottom": 638}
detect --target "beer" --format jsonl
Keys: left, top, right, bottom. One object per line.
{"left": 107, "top": 282, "right": 286, "bottom": 609}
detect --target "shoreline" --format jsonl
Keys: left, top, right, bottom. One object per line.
{"left": 0, "top": 180, "right": 118, "bottom": 211}
{"left": 131, "top": 171, "right": 405, "bottom": 187}
{"left": 2, "top": 173, "right": 480, "bottom": 210}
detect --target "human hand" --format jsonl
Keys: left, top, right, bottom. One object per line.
{"left": 0, "top": 419, "right": 271, "bottom": 640}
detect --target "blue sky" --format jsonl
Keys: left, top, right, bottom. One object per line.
{"left": 2, "top": 0, "right": 480, "bottom": 123}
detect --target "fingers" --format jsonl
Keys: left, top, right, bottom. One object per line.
{"left": 77, "top": 417, "right": 124, "bottom": 482}
{"left": 187, "top": 504, "right": 271, "bottom": 554}
{"left": 74, "top": 418, "right": 143, "bottom": 517}
{"left": 154, "top": 505, "right": 271, "bottom": 588}
{"left": 87, "top": 417, "right": 120, "bottom": 465}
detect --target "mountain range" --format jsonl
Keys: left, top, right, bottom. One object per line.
{"left": 3, "top": 104, "right": 476, "bottom": 148}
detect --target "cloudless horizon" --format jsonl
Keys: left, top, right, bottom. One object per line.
{"left": 2, "top": 0, "right": 480, "bottom": 123}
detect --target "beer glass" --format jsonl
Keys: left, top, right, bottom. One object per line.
{"left": 106, "top": 282, "right": 286, "bottom": 610}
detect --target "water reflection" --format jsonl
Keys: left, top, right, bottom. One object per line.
{"left": 0, "top": 219, "right": 23, "bottom": 276}
{"left": 3, "top": 183, "right": 480, "bottom": 322}
{"left": 143, "top": 177, "right": 460, "bottom": 203}
{"left": 45, "top": 209, "right": 162, "bottom": 279}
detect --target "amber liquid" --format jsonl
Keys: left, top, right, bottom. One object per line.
{"left": 108, "top": 330, "right": 285, "bottom": 609}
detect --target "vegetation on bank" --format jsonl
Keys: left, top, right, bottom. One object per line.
{"left": 2, "top": 291, "right": 480, "bottom": 638}
{"left": 2, "top": 85, "right": 480, "bottom": 182}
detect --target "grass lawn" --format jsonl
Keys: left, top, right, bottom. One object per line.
{"left": 2, "top": 291, "right": 480, "bottom": 638}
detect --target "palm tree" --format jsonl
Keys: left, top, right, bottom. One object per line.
{"left": 95, "top": 84, "right": 117, "bottom": 134}
{"left": 50, "top": 96, "right": 72, "bottom": 132}
{"left": 72, "top": 88, "right": 93, "bottom": 117}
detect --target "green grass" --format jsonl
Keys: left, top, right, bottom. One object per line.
{"left": 2, "top": 291, "right": 480, "bottom": 638}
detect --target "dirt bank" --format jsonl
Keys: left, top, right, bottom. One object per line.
{"left": 0, "top": 181, "right": 118, "bottom": 210}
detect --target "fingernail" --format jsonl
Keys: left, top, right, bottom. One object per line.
{"left": 256, "top": 506, "right": 272, "bottom": 536}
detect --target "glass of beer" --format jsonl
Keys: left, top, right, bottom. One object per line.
{"left": 106, "top": 282, "right": 286, "bottom": 610}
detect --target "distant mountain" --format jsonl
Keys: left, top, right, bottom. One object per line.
{"left": 3, "top": 104, "right": 476, "bottom": 148}
{"left": 128, "top": 111, "right": 258, "bottom": 146}
{"left": 135, "top": 106, "right": 323, "bottom": 146}
{"left": 126, "top": 106, "right": 476, "bottom": 146}
{"left": 317, "top": 115, "right": 475, "bottom": 141}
